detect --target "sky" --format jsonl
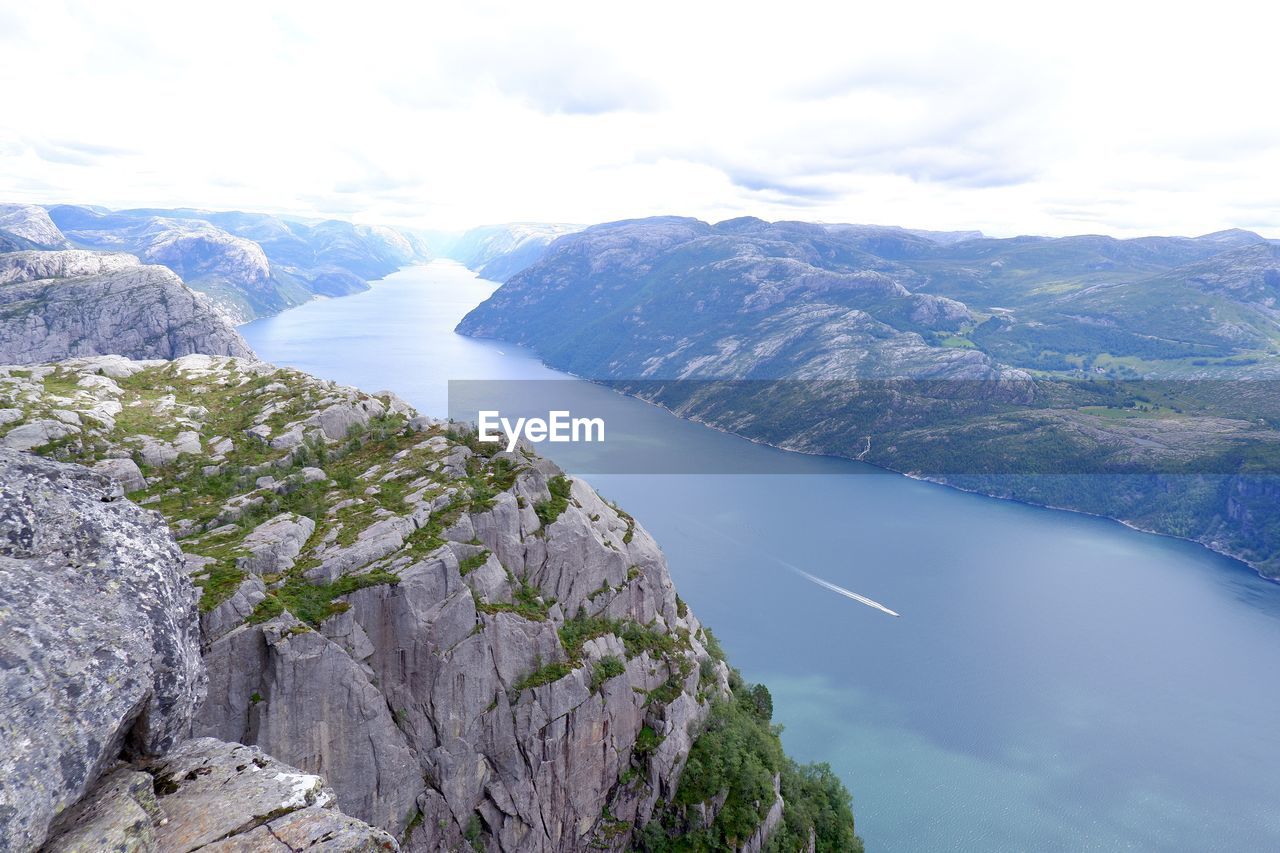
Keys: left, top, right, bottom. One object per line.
{"left": 1, "top": 0, "right": 1277, "bottom": 238}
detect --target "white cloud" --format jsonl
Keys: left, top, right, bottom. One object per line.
{"left": 1, "top": 0, "right": 1277, "bottom": 237}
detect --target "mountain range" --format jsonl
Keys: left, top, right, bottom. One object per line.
{"left": 37, "top": 204, "right": 429, "bottom": 322}
{"left": 458, "top": 216, "right": 1280, "bottom": 576}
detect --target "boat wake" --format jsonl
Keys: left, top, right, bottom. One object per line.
{"left": 680, "top": 516, "right": 900, "bottom": 618}
{"left": 783, "top": 563, "right": 900, "bottom": 617}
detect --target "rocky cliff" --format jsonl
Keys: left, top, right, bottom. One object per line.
{"left": 0, "top": 448, "right": 393, "bottom": 852}
{"left": 0, "top": 355, "right": 857, "bottom": 851}
{"left": 0, "top": 250, "right": 254, "bottom": 364}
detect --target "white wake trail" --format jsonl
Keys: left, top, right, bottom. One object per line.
{"left": 679, "top": 516, "right": 900, "bottom": 618}
{"left": 784, "top": 564, "right": 900, "bottom": 618}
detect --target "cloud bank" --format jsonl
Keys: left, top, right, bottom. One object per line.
{"left": 0, "top": 0, "right": 1276, "bottom": 237}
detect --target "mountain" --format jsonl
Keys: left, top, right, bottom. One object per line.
{"left": 458, "top": 216, "right": 1280, "bottom": 576}
{"left": 439, "top": 222, "right": 584, "bottom": 282}
{"left": 0, "top": 354, "right": 859, "bottom": 852}
{"left": 0, "top": 203, "right": 71, "bottom": 250}
{"left": 46, "top": 205, "right": 429, "bottom": 322}
{"left": 0, "top": 249, "right": 254, "bottom": 364}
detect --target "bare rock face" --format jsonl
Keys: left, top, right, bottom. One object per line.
{"left": 0, "top": 251, "right": 254, "bottom": 364}
{"left": 0, "top": 204, "right": 69, "bottom": 249}
{"left": 40, "top": 739, "right": 398, "bottom": 853}
{"left": 0, "top": 449, "right": 205, "bottom": 850}
{"left": 145, "top": 738, "right": 398, "bottom": 852}
{"left": 0, "top": 250, "right": 140, "bottom": 284}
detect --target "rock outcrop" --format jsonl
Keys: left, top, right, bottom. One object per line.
{"left": 0, "top": 447, "right": 401, "bottom": 852}
{"left": 0, "top": 203, "right": 69, "bottom": 250}
{"left": 0, "top": 251, "right": 254, "bottom": 364}
{"left": 0, "top": 449, "right": 204, "bottom": 850}
{"left": 0, "top": 355, "right": 740, "bottom": 851}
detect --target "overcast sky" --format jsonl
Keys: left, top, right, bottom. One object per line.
{"left": 2, "top": 1, "right": 1277, "bottom": 237}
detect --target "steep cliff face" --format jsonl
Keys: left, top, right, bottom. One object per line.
{"left": 0, "top": 250, "right": 254, "bottom": 364}
{"left": 0, "top": 448, "right": 393, "bottom": 852}
{"left": 0, "top": 355, "right": 764, "bottom": 851}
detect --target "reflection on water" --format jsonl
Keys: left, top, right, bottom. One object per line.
{"left": 244, "top": 261, "right": 1280, "bottom": 852}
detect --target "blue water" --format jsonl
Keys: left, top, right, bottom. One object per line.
{"left": 243, "top": 261, "right": 1280, "bottom": 852}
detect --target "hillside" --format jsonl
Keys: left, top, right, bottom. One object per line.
{"left": 46, "top": 205, "right": 429, "bottom": 322}
{"left": 458, "top": 216, "right": 1280, "bottom": 576}
{"left": 439, "top": 222, "right": 584, "bottom": 282}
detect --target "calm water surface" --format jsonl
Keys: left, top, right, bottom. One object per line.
{"left": 243, "top": 261, "right": 1280, "bottom": 852}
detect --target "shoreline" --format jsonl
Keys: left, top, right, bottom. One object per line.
{"left": 456, "top": 328, "right": 1275, "bottom": 585}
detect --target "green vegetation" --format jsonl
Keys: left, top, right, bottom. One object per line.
{"left": 193, "top": 559, "right": 246, "bottom": 613}
{"left": 41, "top": 368, "right": 83, "bottom": 398}
{"left": 249, "top": 569, "right": 400, "bottom": 627}
{"left": 639, "top": 679, "right": 862, "bottom": 853}
{"left": 458, "top": 549, "right": 490, "bottom": 576}
{"left": 464, "top": 813, "right": 485, "bottom": 852}
{"left": 591, "top": 655, "right": 626, "bottom": 691}
{"left": 512, "top": 658, "right": 574, "bottom": 692}
{"left": 535, "top": 474, "right": 572, "bottom": 526}
{"left": 477, "top": 580, "right": 552, "bottom": 622}
{"left": 633, "top": 724, "right": 663, "bottom": 757}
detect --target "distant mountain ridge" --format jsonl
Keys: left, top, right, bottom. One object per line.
{"left": 44, "top": 205, "right": 429, "bottom": 322}
{"left": 432, "top": 222, "right": 584, "bottom": 282}
{"left": 461, "top": 215, "right": 1280, "bottom": 380}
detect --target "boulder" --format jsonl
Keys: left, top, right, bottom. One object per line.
{"left": 92, "top": 457, "right": 147, "bottom": 493}
{"left": 0, "top": 450, "right": 205, "bottom": 850}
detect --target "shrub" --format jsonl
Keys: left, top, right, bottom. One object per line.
{"left": 513, "top": 659, "right": 574, "bottom": 693}
{"left": 458, "top": 549, "right": 490, "bottom": 576}
{"left": 534, "top": 475, "right": 572, "bottom": 526}
{"left": 592, "top": 655, "right": 626, "bottom": 691}
{"left": 640, "top": 678, "right": 861, "bottom": 852}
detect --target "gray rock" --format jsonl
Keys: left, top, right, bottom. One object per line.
{"left": 0, "top": 249, "right": 136, "bottom": 284}
{"left": 309, "top": 398, "right": 386, "bottom": 442}
{"left": 0, "top": 418, "right": 78, "bottom": 451}
{"left": 0, "top": 450, "right": 205, "bottom": 851}
{"left": 0, "top": 252, "right": 254, "bottom": 365}
{"left": 147, "top": 738, "right": 398, "bottom": 852}
{"left": 236, "top": 513, "right": 316, "bottom": 576}
{"left": 133, "top": 436, "right": 178, "bottom": 468}
{"left": 0, "top": 357, "right": 740, "bottom": 852}
{"left": 40, "top": 768, "right": 162, "bottom": 853}
{"left": 173, "top": 430, "right": 202, "bottom": 455}
{"left": 0, "top": 205, "right": 68, "bottom": 249}
{"left": 269, "top": 424, "right": 305, "bottom": 450}
{"left": 200, "top": 576, "right": 267, "bottom": 643}
{"left": 194, "top": 620, "right": 420, "bottom": 836}
{"left": 92, "top": 457, "right": 147, "bottom": 493}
